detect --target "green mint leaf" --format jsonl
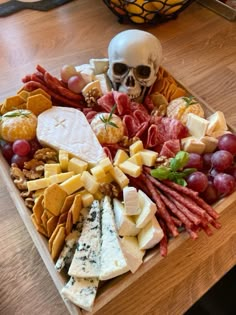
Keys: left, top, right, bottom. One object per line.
{"left": 151, "top": 166, "right": 171, "bottom": 180}
{"left": 170, "top": 151, "right": 189, "bottom": 172}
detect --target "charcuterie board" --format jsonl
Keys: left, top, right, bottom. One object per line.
{"left": 0, "top": 68, "right": 236, "bottom": 315}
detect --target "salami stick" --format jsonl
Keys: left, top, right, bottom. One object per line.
{"left": 23, "top": 81, "right": 83, "bottom": 109}
{"left": 158, "top": 219, "right": 168, "bottom": 257}
{"left": 145, "top": 173, "right": 207, "bottom": 219}
{"left": 160, "top": 193, "right": 193, "bottom": 230}
{"left": 140, "top": 173, "right": 179, "bottom": 237}
{"left": 168, "top": 195, "right": 201, "bottom": 226}
{"left": 163, "top": 179, "right": 219, "bottom": 220}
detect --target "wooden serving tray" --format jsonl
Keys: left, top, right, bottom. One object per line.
{"left": 1, "top": 74, "right": 236, "bottom": 315}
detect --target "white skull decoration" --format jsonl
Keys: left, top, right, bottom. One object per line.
{"left": 107, "top": 29, "right": 162, "bottom": 102}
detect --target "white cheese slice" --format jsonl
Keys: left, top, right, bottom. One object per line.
{"left": 95, "top": 73, "right": 112, "bottom": 95}
{"left": 113, "top": 198, "right": 140, "bottom": 236}
{"left": 89, "top": 58, "right": 109, "bottom": 74}
{"left": 68, "top": 200, "right": 101, "bottom": 278}
{"left": 135, "top": 190, "right": 157, "bottom": 229}
{"left": 120, "top": 236, "right": 145, "bottom": 273}
{"left": 37, "top": 106, "right": 106, "bottom": 165}
{"left": 61, "top": 276, "right": 99, "bottom": 312}
{"left": 100, "top": 196, "right": 129, "bottom": 280}
{"left": 186, "top": 113, "right": 209, "bottom": 138}
{"left": 206, "top": 111, "right": 228, "bottom": 136}
{"left": 138, "top": 216, "right": 164, "bottom": 250}
{"left": 200, "top": 136, "right": 218, "bottom": 153}
{"left": 75, "top": 64, "right": 95, "bottom": 84}
{"left": 123, "top": 186, "right": 140, "bottom": 215}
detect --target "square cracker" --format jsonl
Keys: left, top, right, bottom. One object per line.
{"left": 44, "top": 183, "right": 68, "bottom": 217}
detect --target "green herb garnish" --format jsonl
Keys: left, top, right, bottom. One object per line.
{"left": 182, "top": 96, "right": 198, "bottom": 107}
{"left": 100, "top": 104, "right": 118, "bottom": 130}
{"left": 1, "top": 109, "right": 31, "bottom": 119}
{"left": 150, "top": 151, "right": 196, "bottom": 186}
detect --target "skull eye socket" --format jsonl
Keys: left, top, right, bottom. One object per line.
{"left": 135, "top": 65, "right": 151, "bottom": 79}
{"left": 113, "top": 63, "right": 129, "bottom": 76}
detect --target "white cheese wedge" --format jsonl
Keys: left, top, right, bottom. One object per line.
{"left": 186, "top": 113, "right": 209, "bottom": 138}
{"left": 210, "top": 129, "right": 232, "bottom": 138}
{"left": 37, "top": 106, "right": 106, "bottom": 165}
{"left": 206, "top": 111, "right": 228, "bottom": 136}
{"left": 69, "top": 200, "right": 101, "bottom": 278}
{"left": 135, "top": 190, "right": 157, "bottom": 229}
{"left": 62, "top": 276, "right": 99, "bottom": 312}
{"left": 100, "top": 196, "right": 129, "bottom": 280}
{"left": 138, "top": 216, "right": 164, "bottom": 250}
{"left": 120, "top": 236, "right": 145, "bottom": 273}
{"left": 89, "top": 58, "right": 109, "bottom": 74}
{"left": 95, "top": 73, "right": 112, "bottom": 95}
{"left": 75, "top": 64, "right": 95, "bottom": 84}
{"left": 123, "top": 186, "right": 140, "bottom": 215}
{"left": 200, "top": 136, "right": 218, "bottom": 153}
{"left": 113, "top": 198, "right": 140, "bottom": 236}
{"left": 181, "top": 136, "right": 206, "bottom": 154}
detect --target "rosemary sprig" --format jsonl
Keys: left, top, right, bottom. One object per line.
{"left": 0, "top": 109, "right": 31, "bottom": 120}
{"left": 100, "top": 104, "right": 118, "bottom": 129}
{"left": 182, "top": 96, "right": 198, "bottom": 107}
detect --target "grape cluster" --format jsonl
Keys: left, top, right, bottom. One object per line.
{"left": 1, "top": 139, "right": 42, "bottom": 168}
{"left": 60, "top": 65, "right": 86, "bottom": 94}
{"left": 184, "top": 134, "right": 236, "bottom": 204}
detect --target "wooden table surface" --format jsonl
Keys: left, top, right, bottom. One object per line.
{"left": 0, "top": 1, "right": 236, "bottom": 315}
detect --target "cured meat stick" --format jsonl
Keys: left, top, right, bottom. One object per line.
{"left": 139, "top": 173, "right": 179, "bottom": 237}
{"left": 145, "top": 173, "right": 207, "bottom": 219}
{"left": 159, "top": 193, "right": 193, "bottom": 231}
{"left": 158, "top": 218, "right": 168, "bottom": 257}
{"left": 167, "top": 195, "right": 201, "bottom": 226}
{"left": 162, "top": 179, "right": 219, "bottom": 220}
{"left": 23, "top": 81, "right": 83, "bottom": 109}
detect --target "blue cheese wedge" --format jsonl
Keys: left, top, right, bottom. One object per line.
{"left": 100, "top": 196, "right": 129, "bottom": 280}
{"left": 37, "top": 106, "right": 106, "bottom": 165}
{"left": 113, "top": 198, "right": 140, "bottom": 236}
{"left": 55, "top": 208, "right": 88, "bottom": 272}
{"left": 61, "top": 276, "right": 99, "bottom": 312}
{"left": 68, "top": 200, "right": 101, "bottom": 278}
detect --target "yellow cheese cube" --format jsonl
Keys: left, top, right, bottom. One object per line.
{"left": 109, "top": 166, "right": 129, "bottom": 189}
{"left": 129, "top": 140, "right": 144, "bottom": 156}
{"left": 81, "top": 192, "right": 94, "bottom": 207}
{"left": 127, "top": 152, "right": 143, "bottom": 166}
{"left": 27, "top": 178, "right": 50, "bottom": 191}
{"left": 140, "top": 150, "right": 158, "bottom": 167}
{"left": 81, "top": 171, "right": 99, "bottom": 194}
{"left": 97, "top": 172, "right": 114, "bottom": 184}
{"left": 48, "top": 171, "right": 74, "bottom": 184}
{"left": 119, "top": 161, "right": 142, "bottom": 178}
{"left": 59, "top": 150, "right": 69, "bottom": 172}
{"left": 181, "top": 137, "right": 206, "bottom": 154}
{"left": 68, "top": 157, "right": 88, "bottom": 174}
{"left": 200, "top": 136, "right": 218, "bottom": 153}
{"left": 113, "top": 149, "right": 129, "bottom": 166}
{"left": 90, "top": 165, "right": 106, "bottom": 180}
{"left": 98, "top": 157, "right": 113, "bottom": 172}
{"left": 60, "top": 174, "right": 83, "bottom": 195}
{"left": 44, "top": 163, "right": 61, "bottom": 177}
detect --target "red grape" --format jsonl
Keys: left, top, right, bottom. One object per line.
{"left": 218, "top": 133, "right": 236, "bottom": 155}
{"left": 12, "top": 139, "right": 31, "bottom": 156}
{"left": 11, "top": 154, "right": 30, "bottom": 169}
{"left": 213, "top": 173, "right": 235, "bottom": 196}
{"left": 202, "top": 153, "right": 213, "bottom": 170}
{"left": 184, "top": 153, "right": 203, "bottom": 170}
{"left": 67, "top": 74, "right": 86, "bottom": 93}
{"left": 200, "top": 182, "right": 219, "bottom": 204}
{"left": 186, "top": 171, "right": 208, "bottom": 192}
{"left": 1, "top": 142, "right": 14, "bottom": 163}
{"left": 225, "top": 165, "right": 236, "bottom": 180}
{"left": 29, "top": 138, "right": 42, "bottom": 156}
{"left": 211, "top": 150, "right": 233, "bottom": 171}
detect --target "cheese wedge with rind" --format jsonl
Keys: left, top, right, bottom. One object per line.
{"left": 138, "top": 216, "right": 164, "bottom": 250}
{"left": 37, "top": 106, "right": 106, "bottom": 165}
